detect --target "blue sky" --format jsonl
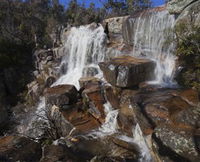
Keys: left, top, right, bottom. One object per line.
{"left": 59, "top": 0, "right": 165, "bottom": 8}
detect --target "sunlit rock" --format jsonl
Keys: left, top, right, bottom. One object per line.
{"left": 99, "top": 56, "right": 156, "bottom": 88}
{"left": 154, "top": 124, "right": 200, "bottom": 162}
{"left": 167, "top": 0, "right": 197, "bottom": 14}
{"left": 175, "top": 0, "right": 200, "bottom": 28}
{"left": 82, "top": 82, "right": 106, "bottom": 123}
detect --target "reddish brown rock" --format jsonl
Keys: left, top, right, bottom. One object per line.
{"left": 99, "top": 56, "right": 156, "bottom": 88}
{"left": 82, "top": 84, "right": 106, "bottom": 123}
{"left": 117, "top": 105, "right": 136, "bottom": 136}
{"left": 0, "top": 136, "right": 42, "bottom": 162}
{"left": 131, "top": 89, "right": 199, "bottom": 128}
{"left": 104, "top": 85, "right": 120, "bottom": 109}
{"left": 62, "top": 106, "right": 101, "bottom": 134}
{"left": 79, "top": 77, "right": 101, "bottom": 89}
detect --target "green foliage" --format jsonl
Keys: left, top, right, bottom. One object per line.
{"left": 99, "top": 0, "right": 152, "bottom": 17}
{"left": 175, "top": 23, "right": 200, "bottom": 91}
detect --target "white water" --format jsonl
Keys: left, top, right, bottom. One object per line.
{"left": 118, "top": 124, "right": 152, "bottom": 162}
{"left": 17, "top": 97, "right": 47, "bottom": 139}
{"left": 128, "top": 8, "right": 177, "bottom": 87}
{"left": 88, "top": 102, "right": 119, "bottom": 138}
{"left": 54, "top": 24, "right": 107, "bottom": 89}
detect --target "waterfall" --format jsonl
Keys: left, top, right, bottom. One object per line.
{"left": 88, "top": 102, "right": 119, "bottom": 138}
{"left": 118, "top": 124, "right": 152, "bottom": 162}
{"left": 54, "top": 24, "right": 107, "bottom": 89}
{"left": 124, "top": 7, "right": 177, "bottom": 87}
{"left": 17, "top": 97, "right": 47, "bottom": 139}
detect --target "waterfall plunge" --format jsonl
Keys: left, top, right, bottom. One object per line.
{"left": 126, "top": 7, "right": 177, "bottom": 87}
{"left": 54, "top": 24, "right": 107, "bottom": 89}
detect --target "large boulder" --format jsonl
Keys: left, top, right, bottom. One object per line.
{"left": 45, "top": 84, "right": 78, "bottom": 109}
{"left": 99, "top": 56, "right": 155, "bottom": 88}
{"left": 132, "top": 88, "right": 199, "bottom": 128}
{"left": 103, "top": 16, "right": 129, "bottom": 34}
{"left": 154, "top": 124, "right": 200, "bottom": 162}
{"left": 167, "top": 0, "right": 197, "bottom": 14}
{"left": 175, "top": 0, "right": 200, "bottom": 27}
{"left": 0, "top": 136, "right": 42, "bottom": 162}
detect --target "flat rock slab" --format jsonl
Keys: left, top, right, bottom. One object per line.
{"left": 99, "top": 56, "right": 155, "bottom": 88}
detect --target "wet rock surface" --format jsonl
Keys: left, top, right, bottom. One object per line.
{"left": 99, "top": 56, "right": 155, "bottom": 88}
{"left": 3, "top": 3, "right": 200, "bottom": 161}
{"left": 0, "top": 136, "right": 42, "bottom": 162}
{"left": 45, "top": 84, "right": 78, "bottom": 109}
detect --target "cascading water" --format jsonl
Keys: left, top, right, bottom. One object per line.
{"left": 118, "top": 124, "right": 152, "bottom": 162}
{"left": 16, "top": 7, "right": 179, "bottom": 161}
{"left": 88, "top": 102, "right": 119, "bottom": 138}
{"left": 125, "top": 7, "right": 177, "bottom": 87}
{"left": 54, "top": 24, "right": 107, "bottom": 89}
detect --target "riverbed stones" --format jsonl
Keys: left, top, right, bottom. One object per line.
{"left": 99, "top": 56, "right": 155, "bottom": 88}
{"left": 0, "top": 136, "right": 42, "bottom": 162}
{"left": 45, "top": 84, "right": 78, "bottom": 109}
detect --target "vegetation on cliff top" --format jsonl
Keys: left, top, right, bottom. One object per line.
{"left": 175, "top": 23, "right": 200, "bottom": 92}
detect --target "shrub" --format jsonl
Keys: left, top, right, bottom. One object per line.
{"left": 175, "top": 23, "right": 200, "bottom": 92}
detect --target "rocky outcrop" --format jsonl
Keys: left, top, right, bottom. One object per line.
{"left": 0, "top": 136, "right": 42, "bottom": 162}
{"left": 103, "top": 16, "right": 129, "bottom": 35}
{"left": 154, "top": 124, "right": 199, "bottom": 161}
{"left": 167, "top": 0, "right": 197, "bottom": 14}
{"left": 27, "top": 49, "right": 63, "bottom": 105}
{"left": 99, "top": 56, "right": 155, "bottom": 88}
{"left": 175, "top": 0, "right": 200, "bottom": 27}
{"left": 81, "top": 82, "right": 106, "bottom": 123}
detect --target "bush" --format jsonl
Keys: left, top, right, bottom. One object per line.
{"left": 175, "top": 23, "right": 200, "bottom": 92}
